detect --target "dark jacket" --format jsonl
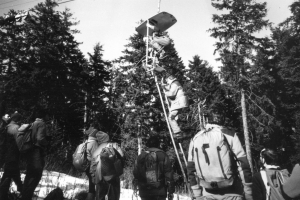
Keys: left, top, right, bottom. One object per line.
{"left": 133, "top": 147, "right": 175, "bottom": 198}
{"left": 252, "top": 172, "right": 266, "bottom": 200}
{"left": 6, "top": 121, "right": 20, "bottom": 163}
{"left": 32, "top": 118, "right": 48, "bottom": 149}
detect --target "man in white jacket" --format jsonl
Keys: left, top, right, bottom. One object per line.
{"left": 161, "top": 73, "right": 189, "bottom": 139}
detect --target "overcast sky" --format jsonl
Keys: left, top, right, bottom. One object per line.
{"left": 0, "top": 0, "right": 295, "bottom": 70}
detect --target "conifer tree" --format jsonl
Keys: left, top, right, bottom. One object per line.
{"left": 209, "top": 0, "right": 271, "bottom": 171}
{"left": 0, "top": 0, "right": 88, "bottom": 162}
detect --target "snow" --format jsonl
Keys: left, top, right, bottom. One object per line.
{"left": 1, "top": 170, "right": 190, "bottom": 200}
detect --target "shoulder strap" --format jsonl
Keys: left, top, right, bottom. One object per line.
{"left": 223, "top": 133, "right": 239, "bottom": 165}
{"left": 260, "top": 170, "right": 271, "bottom": 200}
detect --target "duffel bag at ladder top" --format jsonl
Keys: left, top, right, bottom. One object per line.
{"left": 73, "top": 142, "right": 89, "bottom": 172}
{"left": 192, "top": 127, "right": 235, "bottom": 190}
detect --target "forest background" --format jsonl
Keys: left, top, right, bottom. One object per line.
{"left": 1, "top": 0, "right": 300, "bottom": 190}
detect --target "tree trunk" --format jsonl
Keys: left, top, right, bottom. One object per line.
{"left": 241, "top": 88, "right": 253, "bottom": 173}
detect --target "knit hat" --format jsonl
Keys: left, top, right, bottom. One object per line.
{"left": 10, "top": 112, "right": 22, "bottom": 122}
{"left": 96, "top": 131, "right": 110, "bottom": 144}
{"left": 85, "top": 127, "right": 98, "bottom": 137}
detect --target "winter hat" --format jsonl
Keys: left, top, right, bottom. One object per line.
{"left": 10, "top": 112, "right": 22, "bottom": 122}
{"left": 96, "top": 131, "right": 109, "bottom": 144}
{"left": 85, "top": 126, "right": 98, "bottom": 137}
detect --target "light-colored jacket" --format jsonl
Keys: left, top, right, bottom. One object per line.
{"left": 187, "top": 124, "right": 253, "bottom": 200}
{"left": 86, "top": 136, "right": 98, "bottom": 161}
{"left": 163, "top": 79, "right": 188, "bottom": 111}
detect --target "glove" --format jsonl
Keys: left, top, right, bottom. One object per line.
{"left": 168, "top": 193, "right": 174, "bottom": 200}
{"left": 191, "top": 185, "right": 202, "bottom": 197}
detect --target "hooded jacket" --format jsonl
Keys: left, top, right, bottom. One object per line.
{"left": 163, "top": 78, "right": 188, "bottom": 111}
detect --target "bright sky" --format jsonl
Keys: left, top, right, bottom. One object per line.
{"left": 0, "top": 0, "right": 295, "bottom": 70}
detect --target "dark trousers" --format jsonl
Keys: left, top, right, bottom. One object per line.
{"left": 86, "top": 166, "right": 96, "bottom": 193}
{"left": 141, "top": 197, "right": 166, "bottom": 200}
{"left": 96, "top": 177, "right": 120, "bottom": 200}
{"left": 0, "top": 161, "right": 22, "bottom": 200}
{"left": 20, "top": 147, "right": 45, "bottom": 200}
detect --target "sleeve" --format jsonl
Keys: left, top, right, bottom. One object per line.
{"left": 164, "top": 153, "right": 175, "bottom": 194}
{"left": 252, "top": 173, "right": 265, "bottom": 200}
{"left": 283, "top": 164, "right": 300, "bottom": 198}
{"left": 35, "top": 121, "right": 48, "bottom": 147}
{"left": 227, "top": 133, "right": 253, "bottom": 200}
{"left": 86, "top": 141, "right": 98, "bottom": 161}
{"left": 114, "top": 143, "right": 124, "bottom": 157}
{"left": 187, "top": 139, "right": 197, "bottom": 186}
{"left": 133, "top": 158, "right": 138, "bottom": 180}
{"left": 164, "top": 82, "right": 180, "bottom": 98}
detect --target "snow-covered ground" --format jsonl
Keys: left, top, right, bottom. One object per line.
{"left": 1, "top": 170, "right": 190, "bottom": 200}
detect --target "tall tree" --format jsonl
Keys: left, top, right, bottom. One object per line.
{"left": 184, "top": 55, "right": 228, "bottom": 131}
{"left": 209, "top": 0, "right": 271, "bottom": 171}
{"left": 0, "top": 0, "right": 89, "bottom": 169}
{"left": 84, "top": 43, "right": 111, "bottom": 127}
{"left": 270, "top": 0, "right": 300, "bottom": 164}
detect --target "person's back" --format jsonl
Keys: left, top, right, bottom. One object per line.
{"left": 91, "top": 131, "right": 124, "bottom": 200}
{"left": 252, "top": 148, "right": 290, "bottom": 200}
{"left": 187, "top": 113, "right": 253, "bottom": 200}
{"left": 0, "top": 112, "right": 23, "bottom": 200}
{"left": 133, "top": 135, "right": 174, "bottom": 200}
{"left": 20, "top": 109, "right": 49, "bottom": 200}
{"left": 84, "top": 123, "right": 100, "bottom": 200}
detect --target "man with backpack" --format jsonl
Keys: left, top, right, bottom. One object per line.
{"left": 84, "top": 123, "right": 101, "bottom": 200}
{"left": 20, "top": 109, "right": 49, "bottom": 200}
{"left": 187, "top": 112, "right": 253, "bottom": 200}
{"left": 91, "top": 131, "right": 124, "bottom": 200}
{"left": 252, "top": 148, "right": 290, "bottom": 200}
{"left": 0, "top": 112, "right": 23, "bottom": 200}
{"left": 133, "top": 135, "right": 175, "bottom": 200}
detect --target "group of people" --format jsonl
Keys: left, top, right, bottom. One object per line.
{"left": 81, "top": 122, "right": 124, "bottom": 200}
{"left": 78, "top": 121, "right": 174, "bottom": 200}
{"left": 1, "top": 74, "right": 300, "bottom": 200}
{"left": 0, "top": 109, "right": 49, "bottom": 200}
{"left": 131, "top": 112, "right": 300, "bottom": 200}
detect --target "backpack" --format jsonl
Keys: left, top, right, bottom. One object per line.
{"left": 135, "top": 149, "right": 163, "bottom": 189}
{"left": 100, "top": 142, "right": 123, "bottom": 182}
{"left": 191, "top": 126, "right": 237, "bottom": 190}
{"left": 0, "top": 119, "right": 8, "bottom": 167}
{"left": 73, "top": 142, "right": 89, "bottom": 172}
{"left": 16, "top": 123, "right": 35, "bottom": 153}
{"left": 261, "top": 168, "right": 290, "bottom": 200}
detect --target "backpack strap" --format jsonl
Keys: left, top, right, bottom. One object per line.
{"left": 260, "top": 170, "right": 271, "bottom": 200}
{"left": 194, "top": 147, "right": 205, "bottom": 181}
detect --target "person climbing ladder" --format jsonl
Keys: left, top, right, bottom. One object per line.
{"left": 161, "top": 71, "right": 189, "bottom": 140}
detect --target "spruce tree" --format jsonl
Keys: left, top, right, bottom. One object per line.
{"left": 209, "top": 0, "right": 271, "bottom": 171}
